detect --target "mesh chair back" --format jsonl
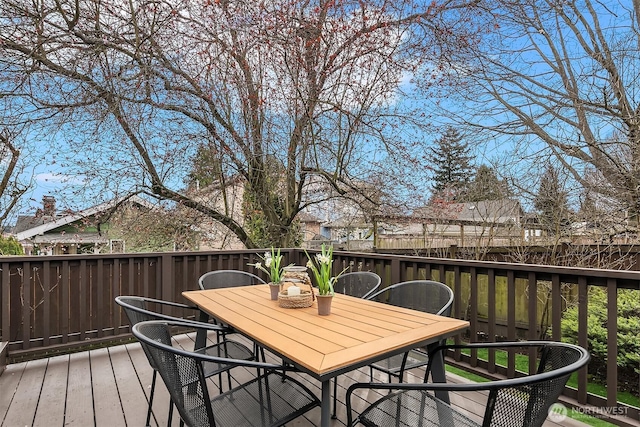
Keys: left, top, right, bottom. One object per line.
{"left": 334, "top": 271, "right": 381, "bottom": 299}
{"left": 133, "top": 320, "right": 321, "bottom": 427}
{"left": 133, "top": 321, "right": 212, "bottom": 427}
{"left": 369, "top": 280, "right": 454, "bottom": 316}
{"left": 348, "top": 341, "right": 589, "bottom": 427}
{"left": 115, "top": 295, "right": 184, "bottom": 370}
{"left": 198, "top": 270, "right": 266, "bottom": 290}
{"left": 486, "top": 343, "right": 587, "bottom": 427}
{"left": 116, "top": 295, "right": 157, "bottom": 325}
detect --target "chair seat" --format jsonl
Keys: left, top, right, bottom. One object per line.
{"left": 371, "top": 349, "right": 429, "bottom": 374}
{"left": 198, "top": 339, "right": 255, "bottom": 377}
{"left": 358, "top": 389, "right": 480, "bottom": 427}
{"left": 189, "top": 371, "right": 319, "bottom": 427}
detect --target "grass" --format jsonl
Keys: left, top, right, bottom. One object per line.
{"left": 447, "top": 348, "right": 633, "bottom": 427}
{"left": 460, "top": 347, "right": 638, "bottom": 408}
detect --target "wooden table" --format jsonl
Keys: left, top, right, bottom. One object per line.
{"left": 183, "top": 285, "right": 469, "bottom": 427}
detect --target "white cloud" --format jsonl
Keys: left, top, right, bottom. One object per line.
{"left": 36, "top": 173, "right": 85, "bottom": 185}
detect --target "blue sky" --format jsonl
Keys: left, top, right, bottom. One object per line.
{"left": 12, "top": 0, "right": 630, "bottom": 221}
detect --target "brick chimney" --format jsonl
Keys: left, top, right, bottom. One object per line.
{"left": 42, "top": 195, "right": 56, "bottom": 216}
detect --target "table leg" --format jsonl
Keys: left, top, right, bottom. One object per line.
{"left": 194, "top": 310, "right": 209, "bottom": 350}
{"left": 427, "top": 342, "right": 450, "bottom": 404}
{"left": 321, "top": 379, "right": 331, "bottom": 427}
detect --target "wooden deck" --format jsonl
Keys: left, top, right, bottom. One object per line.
{"left": 0, "top": 334, "right": 590, "bottom": 427}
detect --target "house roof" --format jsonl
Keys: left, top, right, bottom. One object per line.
{"left": 13, "top": 215, "right": 49, "bottom": 235}
{"left": 322, "top": 216, "right": 371, "bottom": 229}
{"left": 372, "top": 199, "right": 523, "bottom": 225}
{"left": 296, "top": 211, "right": 322, "bottom": 224}
{"left": 32, "top": 232, "right": 110, "bottom": 245}
{"left": 14, "top": 195, "right": 157, "bottom": 241}
{"left": 413, "top": 199, "right": 523, "bottom": 224}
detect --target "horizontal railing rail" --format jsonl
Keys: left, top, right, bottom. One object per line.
{"left": 1, "top": 249, "right": 638, "bottom": 425}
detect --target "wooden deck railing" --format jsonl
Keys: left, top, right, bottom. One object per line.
{"left": 1, "top": 249, "right": 638, "bottom": 424}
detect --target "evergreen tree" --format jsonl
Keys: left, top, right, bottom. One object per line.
{"left": 464, "top": 165, "right": 511, "bottom": 202}
{"left": 534, "top": 163, "right": 570, "bottom": 235}
{"left": 0, "top": 236, "right": 23, "bottom": 255}
{"left": 428, "top": 127, "right": 474, "bottom": 200}
{"left": 578, "top": 188, "right": 599, "bottom": 225}
{"left": 186, "top": 143, "right": 225, "bottom": 189}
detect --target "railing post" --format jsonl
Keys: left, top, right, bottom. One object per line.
{"left": 0, "top": 263, "right": 11, "bottom": 354}
{"left": 0, "top": 263, "right": 6, "bottom": 375}
{"left": 606, "top": 278, "right": 618, "bottom": 408}
{"left": 449, "top": 244, "right": 458, "bottom": 259}
{"left": 161, "top": 253, "right": 174, "bottom": 304}
{"left": 577, "top": 277, "right": 588, "bottom": 404}
{"left": 0, "top": 341, "right": 6, "bottom": 376}
{"left": 1, "top": 262, "right": 9, "bottom": 372}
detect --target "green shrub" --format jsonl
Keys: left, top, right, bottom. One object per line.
{"left": 0, "top": 235, "right": 24, "bottom": 255}
{"left": 561, "top": 287, "right": 639, "bottom": 394}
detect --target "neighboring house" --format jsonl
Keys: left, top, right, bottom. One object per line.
{"left": 313, "top": 216, "right": 374, "bottom": 251}
{"left": 300, "top": 175, "right": 380, "bottom": 250}
{"left": 185, "top": 176, "right": 246, "bottom": 250}
{"left": 297, "top": 211, "right": 323, "bottom": 242}
{"left": 522, "top": 213, "right": 545, "bottom": 242}
{"left": 187, "top": 174, "right": 372, "bottom": 249}
{"left": 12, "top": 195, "right": 156, "bottom": 255}
{"left": 374, "top": 199, "right": 525, "bottom": 250}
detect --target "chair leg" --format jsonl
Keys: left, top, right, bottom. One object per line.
{"left": 146, "top": 370, "right": 157, "bottom": 427}
{"left": 225, "top": 368, "right": 233, "bottom": 390}
{"left": 332, "top": 376, "right": 338, "bottom": 419}
{"left": 217, "top": 372, "right": 223, "bottom": 393}
{"left": 167, "top": 401, "right": 173, "bottom": 427}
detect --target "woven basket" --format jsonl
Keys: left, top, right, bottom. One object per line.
{"left": 278, "top": 282, "right": 315, "bottom": 309}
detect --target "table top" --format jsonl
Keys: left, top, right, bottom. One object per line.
{"left": 183, "top": 285, "right": 469, "bottom": 381}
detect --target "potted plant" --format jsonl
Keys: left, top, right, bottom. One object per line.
{"left": 249, "top": 247, "right": 285, "bottom": 300}
{"left": 305, "top": 244, "right": 347, "bottom": 315}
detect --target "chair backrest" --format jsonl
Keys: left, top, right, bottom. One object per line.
{"left": 484, "top": 341, "right": 590, "bottom": 427}
{"left": 198, "top": 269, "right": 266, "bottom": 290}
{"left": 115, "top": 295, "right": 171, "bottom": 326}
{"left": 115, "top": 295, "right": 174, "bottom": 370}
{"left": 334, "top": 271, "right": 381, "bottom": 299}
{"left": 132, "top": 320, "right": 298, "bottom": 427}
{"left": 133, "top": 320, "right": 215, "bottom": 427}
{"left": 115, "top": 296, "right": 211, "bottom": 370}
{"left": 368, "top": 280, "right": 454, "bottom": 316}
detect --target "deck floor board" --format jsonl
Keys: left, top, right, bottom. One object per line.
{"left": 65, "top": 351, "right": 94, "bottom": 426}
{"left": 33, "top": 354, "right": 69, "bottom": 426}
{"left": 3, "top": 357, "right": 47, "bottom": 427}
{"left": 0, "top": 334, "right": 591, "bottom": 427}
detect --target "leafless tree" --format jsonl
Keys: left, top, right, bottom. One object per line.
{"left": 0, "top": 130, "right": 29, "bottom": 228}
{"left": 0, "top": 0, "right": 483, "bottom": 248}
{"left": 430, "top": 0, "right": 640, "bottom": 229}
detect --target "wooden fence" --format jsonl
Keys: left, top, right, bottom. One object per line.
{"left": 1, "top": 249, "right": 638, "bottom": 425}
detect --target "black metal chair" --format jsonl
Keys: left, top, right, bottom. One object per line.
{"left": 331, "top": 271, "right": 382, "bottom": 418}
{"left": 346, "top": 341, "right": 590, "bottom": 427}
{"left": 198, "top": 269, "right": 266, "bottom": 290}
{"left": 198, "top": 269, "right": 267, "bottom": 358}
{"left": 132, "top": 319, "right": 321, "bottom": 427}
{"left": 333, "top": 271, "right": 381, "bottom": 299}
{"left": 115, "top": 296, "right": 254, "bottom": 427}
{"left": 366, "top": 280, "right": 454, "bottom": 382}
